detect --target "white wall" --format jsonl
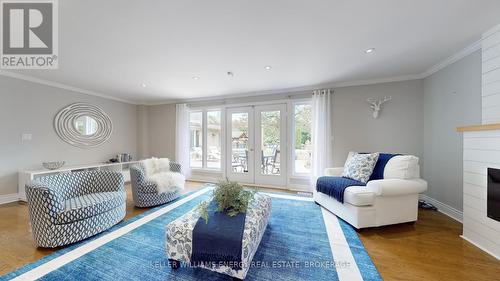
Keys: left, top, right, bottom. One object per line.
{"left": 0, "top": 76, "right": 138, "bottom": 196}
{"left": 332, "top": 80, "right": 424, "bottom": 166}
{"left": 423, "top": 51, "right": 482, "bottom": 212}
{"left": 136, "top": 105, "right": 150, "bottom": 159}
{"left": 482, "top": 23, "right": 500, "bottom": 124}
{"left": 148, "top": 103, "right": 176, "bottom": 159}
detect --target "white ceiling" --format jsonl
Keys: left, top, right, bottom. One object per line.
{"left": 5, "top": 0, "right": 500, "bottom": 104}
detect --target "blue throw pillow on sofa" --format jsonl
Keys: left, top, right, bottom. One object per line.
{"left": 369, "top": 153, "right": 401, "bottom": 181}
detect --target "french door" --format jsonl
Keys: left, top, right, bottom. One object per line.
{"left": 226, "top": 104, "right": 287, "bottom": 187}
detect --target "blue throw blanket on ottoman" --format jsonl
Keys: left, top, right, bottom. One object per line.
{"left": 191, "top": 201, "right": 246, "bottom": 270}
{"left": 316, "top": 177, "right": 365, "bottom": 203}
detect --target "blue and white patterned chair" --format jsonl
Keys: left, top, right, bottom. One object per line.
{"left": 130, "top": 162, "right": 182, "bottom": 208}
{"left": 25, "top": 170, "right": 126, "bottom": 248}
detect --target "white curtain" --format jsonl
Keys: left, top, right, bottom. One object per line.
{"left": 175, "top": 103, "right": 192, "bottom": 178}
{"left": 311, "top": 89, "right": 334, "bottom": 186}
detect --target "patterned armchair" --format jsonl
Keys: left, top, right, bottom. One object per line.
{"left": 25, "top": 170, "right": 126, "bottom": 248}
{"left": 130, "top": 162, "right": 182, "bottom": 207}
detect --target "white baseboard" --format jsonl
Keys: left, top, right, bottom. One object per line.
{"left": 460, "top": 235, "right": 500, "bottom": 260}
{"left": 0, "top": 193, "right": 20, "bottom": 205}
{"left": 419, "top": 194, "right": 463, "bottom": 223}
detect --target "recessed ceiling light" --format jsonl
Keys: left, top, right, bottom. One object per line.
{"left": 192, "top": 76, "right": 200, "bottom": 80}
{"left": 140, "top": 83, "right": 147, "bottom": 88}
{"left": 365, "top": 48, "right": 375, "bottom": 54}
{"left": 264, "top": 65, "right": 272, "bottom": 70}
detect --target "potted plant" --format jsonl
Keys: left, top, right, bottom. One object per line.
{"left": 198, "top": 179, "right": 256, "bottom": 223}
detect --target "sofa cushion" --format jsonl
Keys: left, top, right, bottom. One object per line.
{"left": 366, "top": 179, "right": 427, "bottom": 196}
{"left": 55, "top": 191, "right": 125, "bottom": 224}
{"left": 342, "top": 152, "right": 379, "bottom": 183}
{"left": 344, "top": 185, "right": 375, "bottom": 206}
{"left": 383, "top": 155, "right": 419, "bottom": 179}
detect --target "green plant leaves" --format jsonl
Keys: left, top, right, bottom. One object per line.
{"left": 197, "top": 179, "right": 257, "bottom": 223}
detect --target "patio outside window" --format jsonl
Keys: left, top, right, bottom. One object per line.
{"left": 189, "top": 111, "right": 203, "bottom": 168}
{"left": 293, "top": 103, "right": 312, "bottom": 175}
{"left": 207, "top": 111, "right": 222, "bottom": 169}
{"left": 189, "top": 109, "right": 222, "bottom": 170}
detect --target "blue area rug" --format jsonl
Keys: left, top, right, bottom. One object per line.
{"left": 1, "top": 188, "right": 381, "bottom": 281}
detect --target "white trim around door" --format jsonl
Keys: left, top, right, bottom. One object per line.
{"left": 254, "top": 104, "right": 287, "bottom": 187}
{"left": 226, "top": 107, "right": 255, "bottom": 184}
{"left": 225, "top": 104, "right": 288, "bottom": 187}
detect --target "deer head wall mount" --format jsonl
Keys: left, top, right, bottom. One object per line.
{"left": 366, "top": 96, "right": 392, "bottom": 119}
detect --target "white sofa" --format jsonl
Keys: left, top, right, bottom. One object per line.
{"left": 313, "top": 154, "right": 427, "bottom": 229}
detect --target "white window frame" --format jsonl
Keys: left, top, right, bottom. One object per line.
{"left": 189, "top": 108, "right": 223, "bottom": 172}
{"left": 188, "top": 110, "right": 203, "bottom": 169}
{"left": 290, "top": 99, "right": 313, "bottom": 177}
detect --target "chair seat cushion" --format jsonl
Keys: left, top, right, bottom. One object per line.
{"left": 55, "top": 191, "right": 125, "bottom": 224}
{"left": 344, "top": 186, "right": 375, "bottom": 206}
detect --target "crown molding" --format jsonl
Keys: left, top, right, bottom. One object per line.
{"left": 144, "top": 85, "right": 318, "bottom": 106}
{"left": 0, "top": 39, "right": 482, "bottom": 106}
{"left": 333, "top": 74, "right": 422, "bottom": 88}
{"left": 483, "top": 23, "right": 500, "bottom": 39}
{"left": 145, "top": 74, "right": 423, "bottom": 106}
{"left": 419, "top": 39, "right": 482, "bottom": 79}
{"left": 0, "top": 70, "right": 139, "bottom": 105}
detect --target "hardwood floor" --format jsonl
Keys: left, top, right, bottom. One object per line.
{"left": 1, "top": 181, "right": 499, "bottom": 280}
{"left": 0, "top": 181, "right": 204, "bottom": 276}
{"left": 358, "top": 210, "right": 500, "bottom": 281}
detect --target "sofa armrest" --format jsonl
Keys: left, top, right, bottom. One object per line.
{"left": 324, "top": 167, "right": 344, "bottom": 177}
{"left": 366, "top": 178, "right": 427, "bottom": 197}
{"left": 25, "top": 183, "right": 64, "bottom": 215}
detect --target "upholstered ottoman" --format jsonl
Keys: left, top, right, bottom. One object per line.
{"left": 166, "top": 193, "right": 271, "bottom": 280}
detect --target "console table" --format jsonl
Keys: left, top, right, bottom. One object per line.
{"left": 18, "top": 161, "right": 139, "bottom": 201}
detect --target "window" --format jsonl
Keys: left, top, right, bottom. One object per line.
{"left": 231, "top": 112, "right": 249, "bottom": 173}
{"left": 189, "top": 109, "right": 222, "bottom": 170}
{"left": 293, "top": 102, "right": 312, "bottom": 174}
{"left": 189, "top": 111, "right": 203, "bottom": 168}
{"left": 207, "top": 111, "right": 222, "bottom": 169}
{"left": 260, "top": 110, "right": 281, "bottom": 175}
